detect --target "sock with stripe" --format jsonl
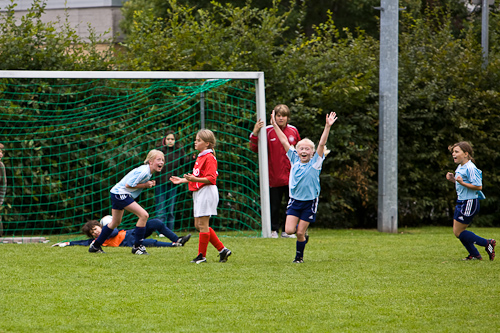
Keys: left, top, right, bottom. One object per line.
{"left": 295, "top": 240, "right": 306, "bottom": 259}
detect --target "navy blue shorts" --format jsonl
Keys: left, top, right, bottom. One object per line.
{"left": 453, "top": 199, "right": 480, "bottom": 224}
{"left": 286, "top": 197, "right": 318, "bottom": 223}
{"left": 110, "top": 193, "right": 135, "bottom": 210}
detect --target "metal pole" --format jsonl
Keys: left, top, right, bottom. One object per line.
{"left": 481, "top": 0, "right": 490, "bottom": 67}
{"left": 378, "top": 0, "right": 398, "bottom": 233}
{"left": 255, "top": 73, "right": 271, "bottom": 238}
{"left": 200, "top": 91, "right": 205, "bottom": 129}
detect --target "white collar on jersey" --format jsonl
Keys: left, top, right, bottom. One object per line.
{"left": 198, "top": 149, "right": 213, "bottom": 157}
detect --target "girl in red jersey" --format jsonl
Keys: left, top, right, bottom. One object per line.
{"left": 170, "top": 129, "right": 232, "bottom": 264}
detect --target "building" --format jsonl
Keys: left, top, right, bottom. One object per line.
{"left": 0, "top": 0, "right": 127, "bottom": 42}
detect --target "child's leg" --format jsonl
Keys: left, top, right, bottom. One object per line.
{"left": 146, "top": 218, "right": 179, "bottom": 242}
{"left": 125, "top": 202, "right": 149, "bottom": 247}
{"left": 195, "top": 216, "right": 210, "bottom": 257}
{"left": 454, "top": 220, "right": 487, "bottom": 257}
{"left": 208, "top": 227, "right": 224, "bottom": 251}
{"left": 142, "top": 239, "right": 173, "bottom": 247}
{"left": 284, "top": 215, "right": 300, "bottom": 235}
{"left": 295, "top": 220, "right": 310, "bottom": 260}
{"left": 94, "top": 209, "right": 124, "bottom": 247}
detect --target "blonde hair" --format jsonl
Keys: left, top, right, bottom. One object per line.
{"left": 296, "top": 138, "right": 315, "bottom": 152}
{"left": 197, "top": 129, "right": 216, "bottom": 152}
{"left": 144, "top": 149, "right": 165, "bottom": 164}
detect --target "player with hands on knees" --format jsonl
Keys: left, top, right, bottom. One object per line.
{"left": 89, "top": 149, "right": 165, "bottom": 255}
{"left": 270, "top": 110, "right": 338, "bottom": 263}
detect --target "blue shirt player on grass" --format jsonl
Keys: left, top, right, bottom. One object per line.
{"left": 89, "top": 149, "right": 165, "bottom": 255}
{"left": 270, "top": 109, "right": 338, "bottom": 263}
{"left": 446, "top": 141, "right": 496, "bottom": 261}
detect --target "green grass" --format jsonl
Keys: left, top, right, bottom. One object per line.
{"left": 1, "top": 227, "right": 499, "bottom": 332}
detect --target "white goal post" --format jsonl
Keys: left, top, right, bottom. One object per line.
{"left": 0, "top": 70, "right": 272, "bottom": 238}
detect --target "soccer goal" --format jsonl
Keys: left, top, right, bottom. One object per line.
{"left": 0, "top": 71, "right": 271, "bottom": 240}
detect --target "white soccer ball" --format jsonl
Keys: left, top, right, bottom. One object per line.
{"left": 100, "top": 215, "right": 112, "bottom": 227}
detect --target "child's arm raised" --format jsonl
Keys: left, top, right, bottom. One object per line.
{"left": 270, "top": 110, "right": 291, "bottom": 152}
{"left": 317, "top": 112, "right": 338, "bottom": 158}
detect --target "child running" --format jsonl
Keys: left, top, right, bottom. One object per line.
{"left": 89, "top": 149, "right": 164, "bottom": 255}
{"left": 446, "top": 141, "right": 496, "bottom": 261}
{"left": 170, "top": 129, "right": 232, "bottom": 264}
{"left": 271, "top": 109, "right": 338, "bottom": 263}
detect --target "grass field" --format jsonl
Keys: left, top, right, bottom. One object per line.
{"left": 1, "top": 227, "right": 499, "bottom": 332}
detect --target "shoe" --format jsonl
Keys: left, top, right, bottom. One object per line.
{"left": 271, "top": 231, "right": 279, "bottom": 238}
{"left": 218, "top": 248, "right": 232, "bottom": 263}
{"left": 191, "top": 253, "right": 207, "bottom": 264}
{"left": 132, "top": 245, "right": 149, "bottom": 255}
{"left": 174, "top": 233, "right": 192, "bottom": 247}
{"left": 159, "top": 234, "right": 166, "bottom": 238}
{"left": 462, "top": 255, "right": 483, "bottom": 261}
{"left": 293, "top": 257, "right": 304, "bottom": 263}
{"left": 485, "top": 239, "right": 496, "bottom": 261}
{"left": 281, "top": 232, "right": 296, "bottom": 238}
{"left": 305, "top": 233, "right": 309, "bottom": 244}
{"left": 89, "top": 242, "right": 105, "bottom": 253}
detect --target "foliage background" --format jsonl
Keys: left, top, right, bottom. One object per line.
{"left": 1, "top": 0, "right": 500, "bottom": 229}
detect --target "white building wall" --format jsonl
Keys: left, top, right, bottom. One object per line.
{"left": 0, "top": 0, "right": 127, "bottom": 41}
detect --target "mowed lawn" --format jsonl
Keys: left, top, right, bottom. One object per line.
{"left": 1, "top": 227, "right": 499, "bottom": 332}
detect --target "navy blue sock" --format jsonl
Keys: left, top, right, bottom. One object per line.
{"left": 458, "top": 231, "right": 481, "bottom": 257}
{"left": 296, "top": 240, "right": 307, "bottom": 259}
{"left": 134, "top": 226, "right": 146, "bottom": 247}
{"left": 95, "top": 225, "right": 114, "bottom": 247}
{"left": 459, "top": 238, "right": 475, "bottom": 256}
{"left": 460, "top": 230, "right": 488, "bottom": 247}
{"left": 159, "top": 225, "right": 179, "bottom": 242}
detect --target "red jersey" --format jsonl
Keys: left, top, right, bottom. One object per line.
{"left": 189, "top": 149, "right": 218, "bottom": 191}
{"left": 249, "top": 124, "right": 301, "bottom": 187}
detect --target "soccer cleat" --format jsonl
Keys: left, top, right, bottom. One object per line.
{"left": 218, "top": 248, "right": 232, "bottom": 263}
{"left": 281, "top": 232, "right": 296, "bottom": 238}
{"left": 89, "top": 242, "right": 105, "bottom": 253}
{"left": 174, "top": 233, "right": 192, "bottom": 247}
{"left": 485, "top": 239, "right": 496, "bottom": 261}
{"left": 131, "top": 245, "right": 149, "bottom": 255}
{"left": 305, "top": 234, "right": 309, "bottom": 244}
{"left": 462, "top": 255, "right": 483, "bottom": 261}
{"left": 191, "top": 253, "right": 207, "bottom": 264}
{"left": 293, "top": 257, "right": 304, "bottom": 263}
{"left": 271, "top": 231, "right": 279, "bottom": 239}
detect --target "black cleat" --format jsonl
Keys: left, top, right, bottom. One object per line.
{"left": 174, "top": 233, "right": 192, "bottom": 247}
{"left": 462, "top": 255, "right": 482, "bottom": 261}
{"left": 191, "top": 253, "right": 207, "bottom": 264}
{"left": 89, "top": 242, "right": 105, "bottom": 253}
{"left": 293, "top": 257, "right": 304, "bottom": 263}
{"left": 132, "top": 245, "right": 149, "bottom": 255}
{"left": 218, "top": 248, "right": 232, "bottom": 263}
{"left": 485, "top": 239, "right": 496, "bottom": 261}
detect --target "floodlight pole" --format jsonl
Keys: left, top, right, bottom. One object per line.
{"left": 377, "top": 0, "right": 399, "bottom": 233}
{"left": 481, "top": 0, "right": 490, "bottom": 68}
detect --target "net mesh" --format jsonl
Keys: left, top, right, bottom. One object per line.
{"left": 0, "top": 77, "right": 262, "bottom": 240}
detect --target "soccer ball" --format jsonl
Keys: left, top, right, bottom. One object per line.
{"left": 100, "top": 215, "right": 112, "bottom": 227}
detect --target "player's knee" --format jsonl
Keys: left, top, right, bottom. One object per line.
{"left": 284, "top": 226, "right": 296, "bottom": 235}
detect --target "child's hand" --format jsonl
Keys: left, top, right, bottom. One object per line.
{"left": 145, "top": 180, "right": 155, "bottom": 188}
{"left": 446, "top": 172, "right": 455, "bottom": 182}
{"left": 270, "top": 110, "right": 277, "bottom": 127}
{"left": 326, "top": 112, "right": 338, "bottom": 126}
{"left": 252, "top": 118, "right": 264, "bottom": 136}
{"left": 170, "top": 176, "right": 184, "bottom": 184}
{"left": 184, "top": 173, "right": 195, "bottom": 181}
{"left": 455, "top": 175, "right": 464, "bottom": 185}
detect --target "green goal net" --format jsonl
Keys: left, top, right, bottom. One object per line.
{"left": 0, "top": 71, "right": 270, "bottom": 241}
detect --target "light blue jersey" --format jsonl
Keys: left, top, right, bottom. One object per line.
{"left": 287, "top": 147, "right": 325, "bottom": 201}
{"left": 110, "top": 164, "right": 152, "bottom": 199}
{"left": 454, "top": 160, "right": 482, "bottom": 201}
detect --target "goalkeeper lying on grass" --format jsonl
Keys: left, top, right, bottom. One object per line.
{"left": 52, "top": 218, "right": 191, "bottom": 248}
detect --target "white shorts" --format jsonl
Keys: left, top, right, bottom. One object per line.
{"left": 193, "top": 185, "right": 219, "bottom": 217}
